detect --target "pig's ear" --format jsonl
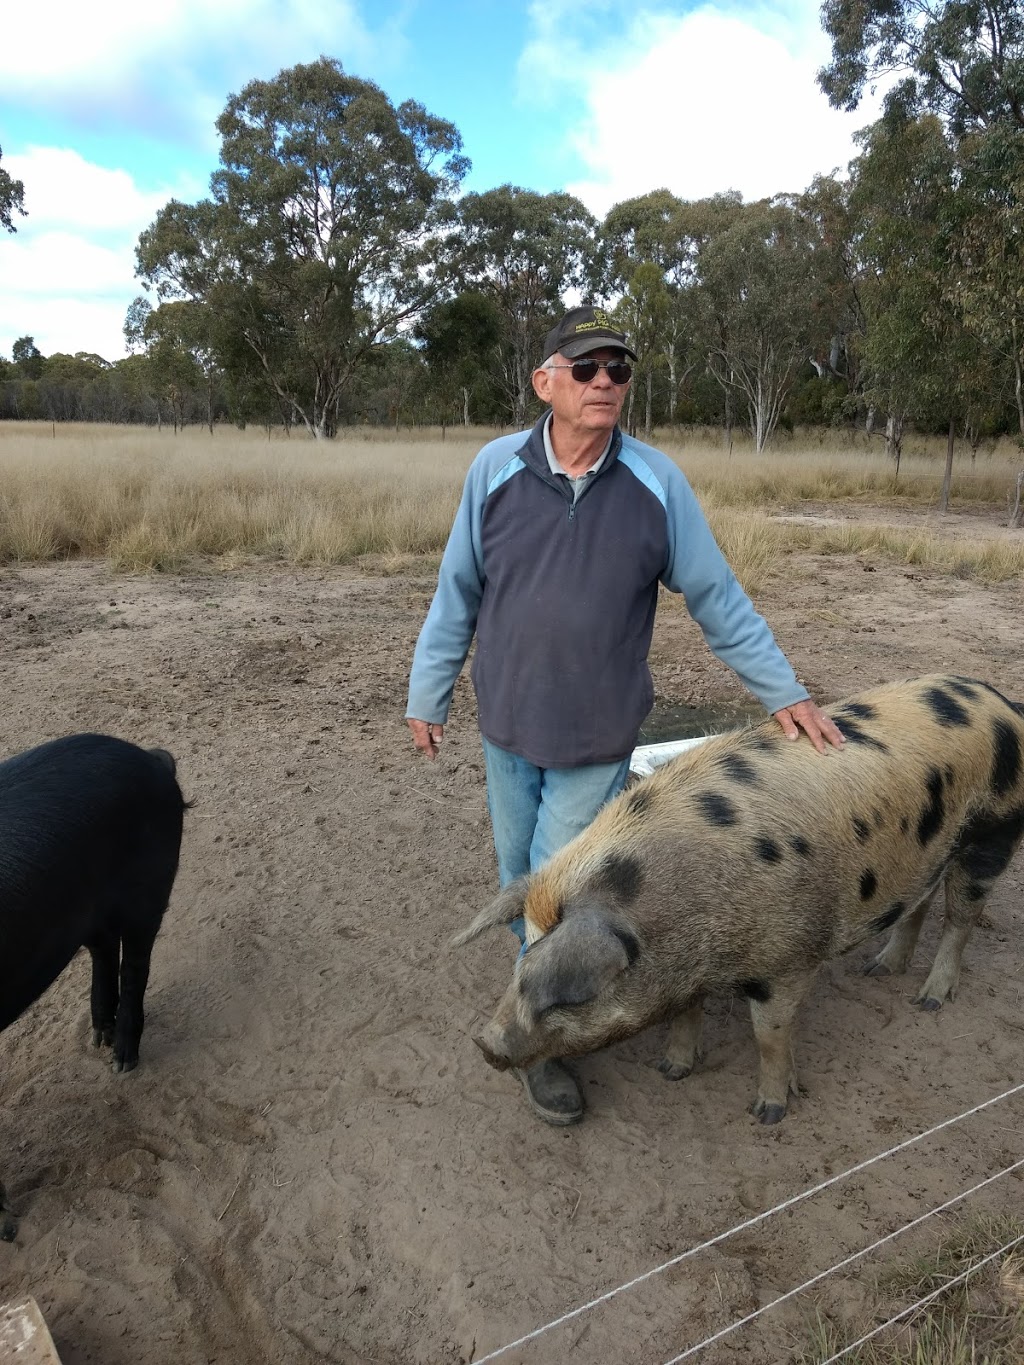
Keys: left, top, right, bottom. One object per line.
{"left": 521, "top": 910, "right": 637, "bottom": 1017}
{"left": 450, "top": 878, "right": 529, "bottom": 947}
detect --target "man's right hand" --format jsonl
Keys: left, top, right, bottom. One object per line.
{"left": 408, "top": 718, "right": 444, "bottom": 759}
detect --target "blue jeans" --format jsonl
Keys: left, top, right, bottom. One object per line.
{"left": 481, "top": 737, "right": 632, "bottom": 945}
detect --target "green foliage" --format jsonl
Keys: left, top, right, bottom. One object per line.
{"left": 414, "top": 290, "right": 504, "bottom": 425}
{"left": 455, "top": 185, "right": 598, "bottom": 424}
{"left": 697, "top": 197, "right": 823, "bottom": 451}
{"left": 11, "top": 336, "right": 43, "bottom": 379}
{"left": 136, "top": 57, "right": 469, "bottom": 438}
{"left": 819, "top": 0, "right": 1024, "bottom": 137}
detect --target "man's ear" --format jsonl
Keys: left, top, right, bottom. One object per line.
{"left": 519, "top": 909, "right": 638, "bottom": 1018}
{"left": 531, "top": 365, "right": 553, "bottom": 404}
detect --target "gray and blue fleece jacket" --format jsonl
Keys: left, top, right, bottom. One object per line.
{"left": 406, "top": 416, "right": 808, "bottom": 768}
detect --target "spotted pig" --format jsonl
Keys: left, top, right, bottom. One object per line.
{"left": 453, "top": 675, "right": 1024, "bottom": 1124}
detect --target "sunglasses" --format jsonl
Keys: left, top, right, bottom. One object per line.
{"left": 549, "top": 358, "right": 633, "bottom": 385}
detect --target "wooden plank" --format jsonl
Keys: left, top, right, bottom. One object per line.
{"left": 0, "top": 1298, "right": 62, "bottom": 1365}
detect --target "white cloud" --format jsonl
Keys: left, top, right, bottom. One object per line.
{"left": 0, "top": 296, "right": 133, "bottom": 364}
{"left": 0, "top": 148, "right": 194, "bottom": 362}
{"left": 4, "top": 148, "right": 179, "bottom": 233}
{"left": 520, "top": 2, "right": 881, "bottom": 215}
{"left": 0, "top": 0, "right": 399, "bottom": 134}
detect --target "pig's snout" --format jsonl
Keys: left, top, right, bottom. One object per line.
{"left": 473, "top": 1018, "right": 533, "bottom": 1072}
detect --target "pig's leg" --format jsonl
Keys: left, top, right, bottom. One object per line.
{"left": 914, "top": 867, "right": 982, "bottom": 1010}
{"left": 656, "top": 1001, "right": 704, "bottom": 1080}
{"left": 87, "top": 927, "right": 120, "bottom": 1048}
{"left": 749, "top": 970, "right": 816, "bottom": 1125}
{"left": 915, "top": 807, "right": 1024, "bottom": 1010}
{"left": 864, "top": 893, "right": 933, "bottom": 978}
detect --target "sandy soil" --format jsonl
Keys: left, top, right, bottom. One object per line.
{"left": 1, "top": 521, "right": 1022, "bottom": 1365}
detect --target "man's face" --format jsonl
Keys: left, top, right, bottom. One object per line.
{"left": 531, "top": 346, "right": 631, "bottom": 438}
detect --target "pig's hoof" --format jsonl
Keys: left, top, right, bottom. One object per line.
{"left": 656, "top": 1058, "right": 693, "bottom": 1081}
{"left": 518, "top": 1060, "right": 584, "bottom": 1126}
{"left": 111, "top": 1054, "right": 138, "bottom": 1074}
{"left": 915, "top": 995, "right": 943, "bottom": 1012}
{"left": 92, "top": 1026, "right": 114, "bottom": 1048}
{"left": 864, "top": 960, "right": 892, "bottom": 978}
{"left": 751, "top": 1100, "right": 787, "bottom": 1125}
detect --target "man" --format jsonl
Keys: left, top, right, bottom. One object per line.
{"left": 406, "top": 303, "right": 843, "bottom": 1126}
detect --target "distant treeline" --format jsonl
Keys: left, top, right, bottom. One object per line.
{"left": 3, "top": 0, "right": 1024, "bottom": 458}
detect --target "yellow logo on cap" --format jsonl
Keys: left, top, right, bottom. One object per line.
{"left": 574, "top": 308, "right": 616, "bottom": 334}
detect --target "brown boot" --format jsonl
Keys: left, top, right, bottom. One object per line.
{"left": 519, "top": 1059, "right": 584, "bottom": 1125}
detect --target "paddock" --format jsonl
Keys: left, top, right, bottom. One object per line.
{"left": 0, "top": 546, "right": 1021, "bottom": 1364}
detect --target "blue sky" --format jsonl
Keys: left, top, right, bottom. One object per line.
{"left": 0, "top": 0, "right": 879, "bottom": 362}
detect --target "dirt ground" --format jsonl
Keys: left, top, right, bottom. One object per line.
{"left": 1, "top": 518, "right": 1022, "bottom": 1365}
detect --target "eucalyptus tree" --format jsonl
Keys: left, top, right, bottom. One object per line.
{"left": 796, "top": 174, "right": 869, "bottom": 398}
{"left": 136, "top": 58, "right": 468, "bottom": 439}
{"left": 603, "top": 190, "right": 696, "bottom": 426}
{"left": 612, "top": 262, "right": 671, "bottom": 439}
{"left": 850, "top": 113, "right": 989, "bottom": 496}
{"left": 0, "top": 146, "right": 25, "bottom": 233}
{"left": 414, "top": 290, "right": 503, "bottom": 428}
{"left": 456, "top": 186, "right": 598, "bottom": 426}
{"left": 694, "top": 197, "right": 822, "bottom": 452}
{"left": 819, "top": 0, "right": 1024, "bottom": 135}
{"left": 820, "top": 0, "right": 1024, "bottom": 514}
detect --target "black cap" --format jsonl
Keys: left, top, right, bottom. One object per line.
{"left": 542, "top": 305, "right": 638, "bottom": 363}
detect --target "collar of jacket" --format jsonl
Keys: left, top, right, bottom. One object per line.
{"left": 517, "top": 412, "right": 624, "bottom": 496}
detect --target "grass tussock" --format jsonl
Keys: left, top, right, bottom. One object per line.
{"left": 0, "top": 421, "right": 1020, "bottom": 578}
{"left": 802, "top": 1215, "right": 1024, "bottom": 1365}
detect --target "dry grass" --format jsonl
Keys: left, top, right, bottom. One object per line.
{"left": 0, "top": 422, "right": 1021, "bottom": 585}
{"left": 802, "top": 1215, "right": 1024, "bottom": 1364}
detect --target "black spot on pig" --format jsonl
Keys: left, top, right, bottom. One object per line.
{"left": 837, "top": 719, "right": 890, "bottom": 753}
{"left": 872, "top": 902, "right": 905, "bottom": 934}
{"left": 948, "top": 678, "right": 979, "bottom": 701}
{"left": 754, "top": 836, "right": 782, "bottom": 864}
{"left": 719, "top": 754, "right": 760, "bottom": 785}
{"left": 695, "top": 792, "right": 738, "bottom": 827}
{"left": 844, "top": 701, "right": 878, "bottom": 720}
{"left": 917, "top": 768, "right": 945, "bottom": 847}
{"left": 923, "top": 686, "right": 971, "bottom": 727}
{"left": 594, "top": 853, "right": 645, "bottom": 904}
{"left": 991, "top": 720, "right": 1021, "bottom": 799}
{"left": 958, "top": 807, "right": 1024, "bottom": 882}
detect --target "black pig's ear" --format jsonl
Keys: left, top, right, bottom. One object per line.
{"left": 519, "top": 908, "right": 637, "bottom": 1018}
{"left": 450, "top": 878, "right": 529, "bottom": 947}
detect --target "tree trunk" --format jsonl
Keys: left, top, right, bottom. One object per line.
{"left": 644, "top": 368, "right": 653, "bottom": 441}
{"left": 667, "top": 348, "right": 677, "bottom": 427}
{"left": 1013, "top": 318, "right": 1024, "bottom": 437}
{"left": 462, "top": 386, "right": 470, "bottom": 426}
{"left": 1010, "top": 469, "right": 1024, "bottom": 529}
{"left": 939, "top": 417, "right": 954, "bottom": 513}
{"left": 885, "top": 413, "right": 903, "bottom": 472}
